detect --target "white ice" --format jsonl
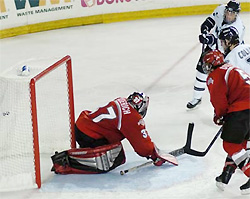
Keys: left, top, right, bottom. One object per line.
{"left": 0, "top": 13, "right": 250, "bottom": 199}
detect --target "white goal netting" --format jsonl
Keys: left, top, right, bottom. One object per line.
{"left": 0, "top": 56, "right": 75, "bottom": 191}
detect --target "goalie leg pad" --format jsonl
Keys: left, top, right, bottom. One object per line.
{"left": 51, "top": 142, "right": 126, "bottom": 174}
{"left": 51, "top": 151, "right": 100, "bottom": 174}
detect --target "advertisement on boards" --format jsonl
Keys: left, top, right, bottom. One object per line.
{"left": 0, "top": 0, "right": 239, "bottom": 32}
{"left": 1, "top": 0, "right": 179, "bottom": 31}
{"left": 0, "top": 0, "right": 74, "bottom": 29}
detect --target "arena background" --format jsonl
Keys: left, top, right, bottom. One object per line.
{"left": 0, "top": 0, "right": 249, "bottom": 39}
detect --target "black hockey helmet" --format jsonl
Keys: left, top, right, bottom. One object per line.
{"left": 219, "top": 26, "right": 240, "bottom": 45}
{"left": 224, "top": 1, "right": 240, "bottom": 24}
{"left": 225, "top": 1, "right": 241, "bottom": 13}
{"left": 127, "top": 92, "right": 149, "bottom": 118}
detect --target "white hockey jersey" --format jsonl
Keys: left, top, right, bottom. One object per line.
{"left": 225, "top": 44, "right": 250, "bottom": 75}
{"left": 209, "top": 4, "right": 245, "bottom": 52}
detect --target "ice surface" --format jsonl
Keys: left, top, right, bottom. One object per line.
{"left": 0, "top": 13, "right": 250, "bottom": 199}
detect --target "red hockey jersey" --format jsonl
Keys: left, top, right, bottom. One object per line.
{"left": 207, "top": 63, "right": 250, "bottom": 118}
{"left": 75, "top": 97, "right": 155, "bottom": 157}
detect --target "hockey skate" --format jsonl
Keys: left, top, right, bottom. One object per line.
{"left": 186, "top": 98, "right": 202, "bottom": 109}
{"left": 240, "top": 178, "right": 250, "bottom": 195}
{"left": 215, "top": 165, "right": 235, "bottom": 191}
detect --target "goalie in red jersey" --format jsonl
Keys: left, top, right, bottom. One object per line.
{"left": 51, "top": 92, "right": 178, "bottom": 175}
{"left": 202, "top": 50, "right": 250, "bottom": 195}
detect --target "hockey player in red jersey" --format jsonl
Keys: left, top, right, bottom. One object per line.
{"left": 202, "top": 50, "right": 250, "bottom": 195}
{"left": 51, "top": 92, "right": 178, "bottom": 175}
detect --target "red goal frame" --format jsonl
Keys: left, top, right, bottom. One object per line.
{"left": 29, "top": 55, "right": 76, "bottom": 188}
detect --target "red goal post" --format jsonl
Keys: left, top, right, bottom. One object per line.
{"left": 30, "top": 55, "right": 76, "bottom": 188}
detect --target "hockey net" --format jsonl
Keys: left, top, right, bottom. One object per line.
{"left": 0, "top": 55, "right": 75, "bottom": 191}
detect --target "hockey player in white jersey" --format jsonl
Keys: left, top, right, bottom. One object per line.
{"left": 186, "top": 0, "right": 245, "bottom": 109}
{"left": 219, "top": 26, "right": 250, "bottom": 75}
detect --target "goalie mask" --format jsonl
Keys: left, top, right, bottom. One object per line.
{"left": 127, "top": 92, "right": 149, "bottom": 118}
{"left": 202, "top": 50, "right": 225, "bottom": 74}
{"left": 224, "top": 1, "right": 241, "bottom": 24}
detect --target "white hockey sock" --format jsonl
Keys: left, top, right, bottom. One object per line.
{"left": 231, "top": 149, "right": 250, "bottom": 177}
{"left": 247, "top": 140, "right": 250, "bottom": 156}
{"left": 192, "top": 71, "right": 207, "bottom": 100}
{"left": 231, "top": 149, "right": 248, "bottom": 166}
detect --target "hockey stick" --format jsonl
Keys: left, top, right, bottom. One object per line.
{"left": 120, "top": 123, "right": 192, "bottom": 175}
{"left": 202, "top": 42, "right": 206, "bottom": 54}
{"left": 120, "top": 160, "right": 153, "bottom": 175}
{"left": 201, "top": 30, "right": 208, "bottom": 54}
{"left": 120, "top": 123, "right": 222, "bottom": 175}
{"left": 176, "top": 123, "right": 223, "bottom": 157}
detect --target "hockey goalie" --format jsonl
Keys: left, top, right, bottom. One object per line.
{"left": 51, "top": 92, "right": 178, "bottom": 174}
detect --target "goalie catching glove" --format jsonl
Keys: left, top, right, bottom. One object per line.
{"left": 149, "top": 144, "right": 178, "bottom": 166}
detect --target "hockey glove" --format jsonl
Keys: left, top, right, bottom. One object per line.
{"left": 199, "top": 34, "right": 216, "bottom": 45}
{"left": 200, "top": 17, "right": 215, "bottom": 34}
{"left": 151, "top": 149, "right": 165, "bottom": 166}
{"left": 150, "top": 144, "right": 178, "bottom": 166}
{"left": 200, "top": 25, "right": 209, "bottom": 35}
{"left": 213, "top": 114, "right": 224, "bottom": 125}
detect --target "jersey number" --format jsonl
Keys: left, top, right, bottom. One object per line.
{"left": 141, "top": 129, "right": 148, "bottom": 138}
{"left": 236, "top": 69, "right": 250, "bottom": 85}
{"left": 92, "top": 107, "right": 116, "bottom": 123}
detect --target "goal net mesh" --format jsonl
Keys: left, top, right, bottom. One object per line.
{"left": 0, "top": 56, "right": 75, "bottom": 191}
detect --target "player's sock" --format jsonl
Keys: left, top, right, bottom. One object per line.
{"left": 187, "top": 71, "right": 206, "bottom": 109}
{"left": 230, "top": 149, "right": 250, "bottom": 194}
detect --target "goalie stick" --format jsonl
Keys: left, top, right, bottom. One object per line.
{"left": 180, "top": 123, "right": 223, "bottom": 157}
{"left": 120, "top": 123, "right": 222, "bottom": 175}
{"left": 120, "top": 161, "right": 153, "bottom": 175}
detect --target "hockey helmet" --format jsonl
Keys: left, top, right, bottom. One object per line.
{"left": 224, "top": 1, "right": 240, "bottom": 24}
{"left": 127, "top": 92, "right": 149, "bottom": 118}
{"left": 219, "top": 26, "right": 239, "bottom": 45}
{"left": 202, "top": 50, "right": 225, "bottom": 74}
{"left": 226, "top": 1, "right": 241, "bottom": 13}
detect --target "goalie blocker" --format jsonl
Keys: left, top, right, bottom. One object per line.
{"left": 51, "top": 142, "right": 126, "bottom": 174}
